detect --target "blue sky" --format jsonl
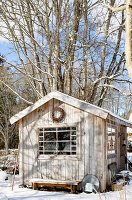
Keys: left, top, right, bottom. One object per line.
{"left": 0, "top": 41, "right": 17, "bottom": 62}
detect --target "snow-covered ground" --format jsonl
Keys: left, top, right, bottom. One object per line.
{"left": 0, "top": 153, "right": 132, "bottom": 200}
{"left": 0, "top": 170, "right": 132, "bottom": 200}
{"left": 128, "top": 152, "right": 132, "bottom": 162}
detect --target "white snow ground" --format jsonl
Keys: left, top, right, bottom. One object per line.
{"left": 0, "top": 153, "right": 132, "bottom": 200}
{"left": 0, "top": 171, "right": 132, "bottom": 200}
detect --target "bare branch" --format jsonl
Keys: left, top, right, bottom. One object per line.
{"left": 0, "top": 79, "right": 33, "bottom": 105}
{"left": 93, "top": 71, "right": 123, "bottom": 85}
{"left": 113, "top": 79, "right": 132, "bottom": 84}
{"left": 97, "top": 84, "right": 132, "bottom": 97}
{"left": 103, "top": 1, "right": 126, "bottom": 12}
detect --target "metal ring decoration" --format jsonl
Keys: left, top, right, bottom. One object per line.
{"left": 52, "top": 107, "right": 65, "bottom": 123}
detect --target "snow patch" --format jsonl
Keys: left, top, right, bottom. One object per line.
{"left": 0, "top": 170, "right": 7, "bottom": 182}
{"left": 0, "top": 193, "right": 8, "bottom": 200}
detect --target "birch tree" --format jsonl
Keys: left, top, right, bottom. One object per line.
{"left": 103, "top": 0, "right": 132, "bottom": 78}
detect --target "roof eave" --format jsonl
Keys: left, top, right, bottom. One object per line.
{"left": 107, "top": 112, "right": 132, "bottom": 128}
{"left": 10, "top": 91, "right": 132, "bottom": 127}
{"left": 10, "top": 91, "right": 108, "bottom": 124}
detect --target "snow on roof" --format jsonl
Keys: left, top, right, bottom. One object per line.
{"left": 9, "top": 91, "right": 132, "bottom": 127}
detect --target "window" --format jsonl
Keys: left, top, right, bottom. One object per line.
{"left": 38, "top": 127, "right": 76, "bottom": 155}
{"left": 107, "top": 126, "right": 116, "bottom": 155}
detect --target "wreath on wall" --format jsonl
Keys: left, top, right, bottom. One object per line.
{"left": 52, "top": 107, "right": 65, "bottom": 123}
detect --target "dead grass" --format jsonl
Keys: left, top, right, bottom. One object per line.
{"left": 98, "top": 175, "right": 128, "bottom": 200}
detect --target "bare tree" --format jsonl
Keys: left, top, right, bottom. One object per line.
{"left": 103, "top": 0, "right": 132, "bottom": 78}
{"left": 0, "top": 61, "right": 18, "bottom": 154}
{"left": 0, "top": 0, "right": 131, "bottom": 111}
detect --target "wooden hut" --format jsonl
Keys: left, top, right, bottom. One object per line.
{"left": 10, "top": 91, "right": 132, "bottom": 192}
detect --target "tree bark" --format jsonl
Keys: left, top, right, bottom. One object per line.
{"left": 53, "top": 0, "right": 59, "bottom": 91}
{"left": 125, "top": 0, "right": 132, "bottom": 78}
{"left": 82, "top": 0, "right": 87, "bottom": 100}
{"left": 89, "top": 0, "right": 114, "bottom": 104}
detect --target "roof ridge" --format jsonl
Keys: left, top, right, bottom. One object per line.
{"left": 9, "top": 91, "right": 132, "bottom": 127}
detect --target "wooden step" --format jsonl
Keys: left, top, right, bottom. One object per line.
{"left": 30, "top": 179, "right": 80, "bottom": 193}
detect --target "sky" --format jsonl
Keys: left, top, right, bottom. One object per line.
{"left": 0, "top": 41, "right": 16, "bottom": 62}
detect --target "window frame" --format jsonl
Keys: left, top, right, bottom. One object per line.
{"left": 37, "top": 124, "right": 80, "bottom": 159}
{"left": 106, "top": 123, "right": 117, "bottom": 158}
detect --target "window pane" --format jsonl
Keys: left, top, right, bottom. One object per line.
{"left": 44, "top": 128, "right": 56, "bottom": 131}
{"left": 72, "top": 141, "right": 76, "bottom": 145}
{"left": 58, "top": 132, "right": 70, "bottom": 141}
{"left": 58, "top": 151, "right": 70, "bottom": 155}
{"left": 39, "top": 137, "right": 43, "bottom": 141}
{"left": 39, "top": 141, "right": 43, "bottom": 146}
{"left": 58, "top": 142, "right": 70, "bottom": 151}
{"left": 108, "top": 127, "right": 111, "bottom": 132}
{"left": 44, "top": 142, "right": 56, "bottom": 151}
{"left": 39, "top": 146, "right": 43, "bottom": 151}
{"left": 71, "top": 152, "right": 76, "bottom": 155}
{"left": 72, "top": 146, "right": 76, "bottom": 151}
{"left": 44, "top": 132, "right": 56, "bottom": 141}
{"left": 112, "top": 128, "right": 115, "bottom": 133}
{"left": 71, "top": 136, "right": 76, "bottom": 140}
{"left": 71, "top": 131, "right": 76, "bottom": 135}
{"left": 58, "top": 127, "right": 70, "bottom": 131}
{"left": 39, "top": 132, "right": 43, "bottom": 137}
{"left": 45, "top": 152, "right": 54, "bottom": 155}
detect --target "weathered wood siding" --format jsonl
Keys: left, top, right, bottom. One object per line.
{"left": 83, "top": 112, "right": 105, "bottom": 191}
{"left": 118, "top": 125, "right": 127, "bottom": 171}
{"left": 105, "top": 115, "right": 127, "bottom": 187}
{"left": 19, "top": 98, "right": 105, "bottom": 190}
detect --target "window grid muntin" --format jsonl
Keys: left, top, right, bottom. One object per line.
{"left": 107, "top": 123, "right": 116, "bottom": 156}
{"left": 38, "top": 127, "right": 76, "bottom": 155}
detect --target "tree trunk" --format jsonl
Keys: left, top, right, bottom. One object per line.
{"left": 68, "top": 0, "right": 82, "bottom": 95}
{"left": 53, "top": 0, "right": 59, "bottom": 91}
{"left": 82, "top": 0, "right": 88, "bottom": 100}
{"left": 89, "top": 0, "right": 114, "bottom": 104}
{"left": 5, "top": 138, "right": 8, "bottom": 155}
{"left": 125, "top": 0, "right": 132, "bottom": 78}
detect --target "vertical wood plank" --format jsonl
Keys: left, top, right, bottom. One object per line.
{"left": 19, "top": 119, "right": 23, "bottom": 185}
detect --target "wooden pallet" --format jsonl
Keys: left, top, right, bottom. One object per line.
{"left": 30, "top": 179, "right": 80, "bottom": 193}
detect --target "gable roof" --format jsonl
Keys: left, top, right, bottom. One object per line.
{"left": 10, "top": 91, "right": 132, "bottom": 127}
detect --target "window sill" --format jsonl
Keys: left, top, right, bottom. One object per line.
{"left": 38, "top": 154, "right": 81, "bottom": 160}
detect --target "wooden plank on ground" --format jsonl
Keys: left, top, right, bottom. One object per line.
{"left": 30, "top": 179, "right": 80, "bottom": 193}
